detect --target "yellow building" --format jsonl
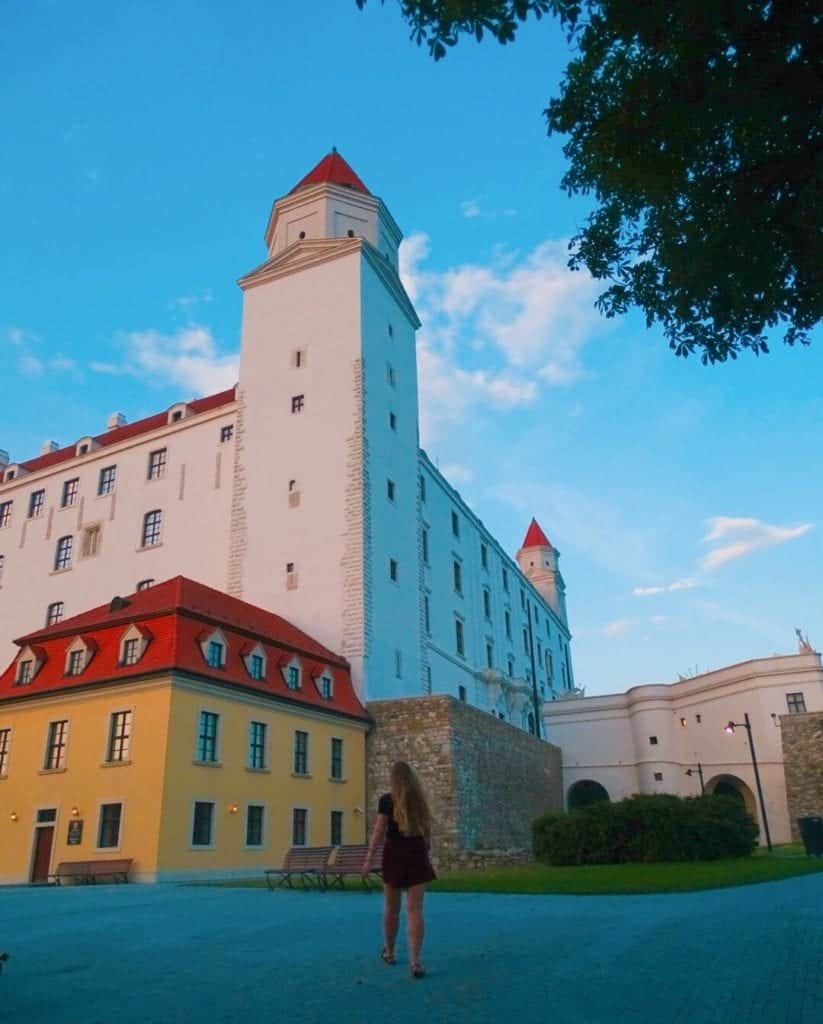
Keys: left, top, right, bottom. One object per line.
{"left": 0, "top": 577, "right": 370, "bottom": 884}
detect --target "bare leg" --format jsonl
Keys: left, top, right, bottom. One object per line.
{"left": 406, "top": 883, "right": 428, "bottom": 972}
{"left": 383, "top": 885, "right": 401, "bottom": 959}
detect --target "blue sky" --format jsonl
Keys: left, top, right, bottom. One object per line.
{"left": 2, "top": 1, "right": 820, "bottom": 694}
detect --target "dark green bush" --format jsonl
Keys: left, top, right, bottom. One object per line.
{"left": 532, "top": 793, "right": 759, "bottom": 865}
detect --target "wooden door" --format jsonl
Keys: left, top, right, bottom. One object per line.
{"left": 31, "top": 826, "right": 55, "bottom": 883}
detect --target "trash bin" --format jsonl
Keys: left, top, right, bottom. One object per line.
{"left": 797, "top": 816, "right": 823, "bottom": 857}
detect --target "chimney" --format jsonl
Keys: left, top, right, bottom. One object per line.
{"left": 40, "top": 440, "right": 59, "bottom": 455}
{"left": 107, "top": 412, "right": 127, "bottom": 431}
{"left": 0, "top": 450, "right": 8, "bottom": 468}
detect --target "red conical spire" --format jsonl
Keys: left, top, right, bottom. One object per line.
{"left": 289, "top": 148, "right": 370, "bottom": 195}
{"left": 521, "top": 518, "right": 553, "bottom": 549}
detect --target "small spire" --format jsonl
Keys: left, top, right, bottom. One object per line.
{"left": 521, "top": 518, "right": 553, "bottom": 549}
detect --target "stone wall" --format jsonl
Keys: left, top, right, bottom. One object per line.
{"left": 366, "top": 695, "right": 562, "bottom": 871}
{"left": 781, "top": 711, "right": 823, "bottom": 840}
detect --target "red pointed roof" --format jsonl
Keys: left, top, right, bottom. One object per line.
{"left": 290, "top": 149, "right": 370, "bottom": 195}
{"left": 521, "top": 518, "right": 553, "bottom": 550}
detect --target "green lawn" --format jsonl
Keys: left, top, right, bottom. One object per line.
{"left": 199, "top": 845, "right": 823, "bottom": 896}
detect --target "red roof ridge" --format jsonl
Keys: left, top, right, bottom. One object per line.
{"left": 521, "top": 518, "right": 553, "bottom": 550}
{"left": 289, "top": 149, "right": 370, "bottom": 196}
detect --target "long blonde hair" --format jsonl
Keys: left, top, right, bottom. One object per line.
{"left": 390, "top": 761, "right": 432, "bottom": 839}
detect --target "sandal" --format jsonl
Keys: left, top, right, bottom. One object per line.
{"left": 410, "top": 962, "right": 425, "bottom": 979}
{"left": 381, "top": 948, "right": 396, "bottom": 965}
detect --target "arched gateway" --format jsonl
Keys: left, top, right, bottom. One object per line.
{"left": 567, "top": 779, "right": 610, "bottom": 811}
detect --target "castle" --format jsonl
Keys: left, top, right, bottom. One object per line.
{"left": 0, "top": 150, "right": 574, "bottom": 727}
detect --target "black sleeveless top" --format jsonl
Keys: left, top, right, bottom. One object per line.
{"left": 378, "top": 792, "right": 422, "bottom": 840}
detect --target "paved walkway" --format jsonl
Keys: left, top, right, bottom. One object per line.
{"left": 1, "top": 875, "right": 821, "bottom": 1023}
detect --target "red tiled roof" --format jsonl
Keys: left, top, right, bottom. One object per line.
{"left": 14, "top": 388, "right": 236, "bottom": 476}
{"left": 0, "top": 577, "right": 367, "bottom": 721}
{"left": 521, "top": 518, "right": 553, "bottom": 550}
{"left": 289, "top": 150, "right": 370, "bottom": 196}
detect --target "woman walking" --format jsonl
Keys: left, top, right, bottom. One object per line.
{"left": 362, "top": 761, "right": 436, "bottom": 979}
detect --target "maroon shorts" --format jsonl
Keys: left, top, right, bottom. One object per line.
{"left": 381, "top": 836, "right": 437, "bottom": 890}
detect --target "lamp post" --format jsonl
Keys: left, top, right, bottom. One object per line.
{"left": 685, "top": 763, "right": 705, "bottom": 794}
{"left": 725, "top": 713, "right": 772, "bottom": 852}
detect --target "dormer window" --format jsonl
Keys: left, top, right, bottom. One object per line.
{"left": 167, "top": 403, "right": 191, "bottom": 425}
{"left": 118, "top": 624, "right": 152, "bottom": 668}
{"left": 75, "top": 437, "right": 98, "bottom": 457}
{"left": 14, "top": 645, "right": 45, "bottom": 685}
{"left": 64, "top": 636, "right": 95, "bottom": 676}
{"left": 242, "top": 643, "right": 267, "bottom": 681}
{"left": 199, "top": 628, "right": 228, "bottom": 669}
{"left": 283, "top": 658, "right": 301, "bottom": 691}
{"left": 122, "top": 639, "right": 140, "bottom": 665}
{"left": 3, "top": 465, "right": 25, "bottom": 483}
{"left": 317, "top": 672, "right": 334, "bottom": 700}
{"left": 67, "top": 650, "right": 84, "bottom": 676}
{"left": 16, "top": 659, "right": 33, "bottom": 686}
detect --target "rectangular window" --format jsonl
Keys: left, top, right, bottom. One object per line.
{"left": 292, "top": 808, "right": 307, "bottom": 846}
{"left": 16, "top": 660, "right": 33, "bottom": 685}
{"left": 453, "top": 560, "right": 462, "bottom": 594}
{"left": 547, "top": 650, "right": 554, "bottom": 679}
{"left": 649, "top": 736, "right": 659, "bottom": 746}
{"left": 45, "top": 720, "right": 68, "bottom": 770}
{"left": 330, "top": 737, "right": 343, "bottom": 780}
{"left": 292, "top": 348, "right": 305, "bottom": 368}
{"left": 98, "top": 465, "right": 117, "bottom": 495}
{"left": 319, "top": 675, "right": 333, "bottom": 699}
{"left": 141, "top": 510, "right": 162, "bottom": 547}
{"left": 122, "top": 638, "right": 140, "bottom": 665}
{"left": 422, "top": 528, "right": 429, "bottom": 564}
{"left": 389, "top": 558, "right": 398, "bottom": 582}
{"left": 0, "top": 501, "right": 12, "bottom": 528}
{"left": 107, "top": 711, "right": 132, "bottom": 761}
{"left": 246, "top": 805, "right": 264, "bottom": 847}
{"left": 389, "top": 411, "right": 397, "bottom": 431}
{"left": 387, "top": 479, "right": 396, "bottom": 501}
{"left": 486, "top": 642, "right": 494, "bottom": 669}
{"left": 451, "top": 511, "right": 460, "bottom": 538}
{"left": 54, "top": 535, "right": 73, "bottom": 571}
{"left": 286, "top": 562, "right": 298, "bottom": 589}
{"left": 192, "top": 801, "right": 214, "bottom": 846}
{"left": 98, "top": 803, "right": 122, "bottom": 848}
{"left": 287, "top": 664, "right": 300, "bottom": 690}
{"left": 67, "top": 650, "right": 84, "bottom": 676}
{"left": 502, "top": 567, "right": 509, "bottom": 592}
{"left": 387, "top": 364, "right": 396, "bottom": 387}
{"left": 504, "top": 609, "right": 511, "bottom": 640}
{"left": 197, "top": 711, "right": 219, "bottom": 762}
{"left": 520, "top": 589, "right": 526, "bottom": 611}
{"left": 419, "top": 474, "right": 426, "bottom": 502}
{"left": 523, "top": 627, "right": 530, "bottom": 655}
{"left": 330, "top": 810, "right": 343, "bottom": 847}
{"left": 294, "top": 730, "right": 308, "bottom": 775}
{"left": 249, "top": 653, "right": 264, "bottom": 680}
{"left": 483, "top": 589, "right": 491, "bottom": 619}
{"left": 458, "top": 685, "right": 467, "bottom": 702}
{"left": 291, "top": 394, "right": 305, "bottom": 413}
{"left": 136, "top": 578, "right": 154, "bottom": 591}
{"left": 28, "top": 489, "right": 45, "bottom": 518}
{"left": 81, "top": 523, "right": 101, "bottom": 558}
{"left": 220, "top": 425, "right": 234, "bottom": 443}
{"left": 395, "top": 648, "right": 403, "bottom": 678}
{"left": 455, "top": 619, "right": 465, "bottom": 657}
{"left": 248, "top": 721, "right": 267, "bottom": 769}
{"left": 546, "top": 619, "right": 551, "bottom": 639}
{"left": 147, "top": 449, "right": 167, "bottom": 480}
{"left": 507, "top": 657, "right": 514, "bottom": 678}
{"left": 206, "top": 640, "right": 224, "bottom": 668}
{"left": 481, "top": 543, "right": 488, "bottom": 570}
{"left": 61, "top": 478, "right": 79, "bottom": 508}
{"left": 424, "top": 594, "right": 430, "bottom": 635}
{"left": 786, "top": 692, "right": 807, "bottom": 714}
{"left": 0, "top": 728, "right": 9, "bottom": 775}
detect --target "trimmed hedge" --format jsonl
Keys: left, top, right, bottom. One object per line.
{"left": 532, "top": 793, "right": 759, "bottom": 865}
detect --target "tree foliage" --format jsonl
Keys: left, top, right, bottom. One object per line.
{"left": 356, "top": 1, "right": 822, "bottom": 362}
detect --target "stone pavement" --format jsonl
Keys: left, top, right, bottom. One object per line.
{"left": 1, "top": 875, "right": 821, "bottom": 1024}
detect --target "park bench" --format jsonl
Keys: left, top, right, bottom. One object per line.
{"left": 264, "top": 847, "right": 334, "bottom": 890}
{"left": 49, "top": 859, "right": 132, "bottom": 885}
{"left": 324, "top": 844, "right": 383, "bottom": 890}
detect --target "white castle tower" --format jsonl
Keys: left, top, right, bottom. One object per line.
{"left": 229, "top": 150, "right": 423, "bottom": 698}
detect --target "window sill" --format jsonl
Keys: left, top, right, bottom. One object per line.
{"left": 192, "top": 760, "right": 223, "bottom": 768}
{"left": 50, "top": 567, "right": 72, "bottom": 576}
{"left": 100, "top": 759, "right": 132, "bottom": 768}
{"left": 136, "top": 543, "right": 163, "bottom": 553}
{"left": 328, "top": 777, "right": 347, "bottom": 784}
{"left": 189, "top": 845, "right": 216, "bottom": 852}
{"left": 39, "top": 767, "right": 67, "bottom": 776}
{"left": 245, "top": 767, "right": 271, "bottom": 774}
{"left": 291, "top": 772, "right": 312, "bottom": 780}
{"left": 147, "top": 475, "right": 167, "bottom": 483}
{"left": 96, "top": 492, "right": 115, "bottom": 499}
{"left": 59, "top": 504, "right": 77, "bottom": 511}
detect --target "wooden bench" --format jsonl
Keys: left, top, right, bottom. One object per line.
{"left": 324, "top": 844, "right": 383, "bottom": 890}
{"left": 264, "top": 847, "right": 333, "bottom": 890}
{"left": 49, "top": 859, "right": 132, "bottom": 885}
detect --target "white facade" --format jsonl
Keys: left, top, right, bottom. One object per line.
{"left": 0, "top": 152, "right": 575, "bottom": 728}
{"left": 543, "top": 651, "right": 823, "bottom": 844}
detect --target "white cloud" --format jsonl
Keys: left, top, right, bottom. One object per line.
{"left": 7, "top": 327, "right": 26, "bottom": 346}
{"left": 633, "top": 578, "right": 698, "bottom": 597}
{"left": 172, "top": 291, "right": 215, "bottom": 311}
{"left": 461, "top": 199, "right": 481, "bottom": 218}
{"left": 19, "top": 354, "right": 43, "bottom": 377}
{"left": 91, "top": 325, "right": 238, "bottom": 395}
{"left": 440, "top": 463, "right": 474, "bottom": 486}
{"left": 459, "top": 198, "right": 516, "bottom": 219}
{"left": 399, "top": 232, "right": 603, "bottom": 444}
{"left": 701, "top": 516, "right": 814, "bottom": 570}
{"left": 605, "top": 618, "right": 636, "bottom": 637}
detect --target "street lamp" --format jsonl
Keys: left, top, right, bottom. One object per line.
{"left": 685, "top": 763, "right": 705, "bottom": 794}
{"left": 725, "top": 713, "right": 773, "bottom": 852}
